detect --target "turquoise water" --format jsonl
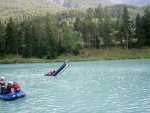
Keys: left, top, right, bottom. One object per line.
{"left": 0, "top": 59, "right": 150, "bottom": 113}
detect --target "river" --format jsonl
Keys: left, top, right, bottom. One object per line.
{"left": 0, "top": 59, "right": 150, "bottom": 113}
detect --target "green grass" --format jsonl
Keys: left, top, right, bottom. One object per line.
{"left": 0, "top": 48, "right": 150, "bottom": 64}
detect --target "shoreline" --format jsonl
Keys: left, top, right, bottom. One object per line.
{"left": 0, "top": 48, "right": 150, "bottom": 64}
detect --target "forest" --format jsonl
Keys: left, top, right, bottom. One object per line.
{"left": 0, "top": 4, "right": 150, "bottom": 59}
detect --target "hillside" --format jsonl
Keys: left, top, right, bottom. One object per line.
{"left": 0, "top": 0, "right": 65, "bottom": 22}
{"left": 0, "top": 0, "right": 149, "bottom": 23}
{"left": 108, "top": 4, "right": 144, "bottom": 19}
{"left": 0, "top": 1, "right": 149, "bottom": 62}
{"left": 0, "top": 0, "right": 65, "bottom": 11}
{"left": 51, "top": 0, "right": 150, "bottom": 8}
{"left": 50, "top": 0, "right": 113, "bottom": 8}
{"left": 110, "top": 0, "right": 150, "bottom": 7}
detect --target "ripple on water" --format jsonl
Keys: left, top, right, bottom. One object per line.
{"left": 0, "top": 59, "right": 150, "bottom": 113}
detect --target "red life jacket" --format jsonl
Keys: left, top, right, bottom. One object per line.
{"left": 7, "top": 84, "right": 12, "bottom": 92}
{"left": 13, "top": 82, "right": 20, "bottom": 91}
{"left": 47, "top": 72, "right": 52, "bottom": 76}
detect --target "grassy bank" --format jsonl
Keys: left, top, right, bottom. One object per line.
{"left": 0, "top": 48, "right": 150, "bottom": 64}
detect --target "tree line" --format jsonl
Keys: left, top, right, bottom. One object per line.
{"left": 0, "top": 5, "right": 150, "bottom": 59}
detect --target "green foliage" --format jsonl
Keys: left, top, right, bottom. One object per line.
{"left": 73, "top": 48, "right": 79, "bottom": 56}
{"left": 95, "top": 4, "right": 104, "bottom": 21}
{"left": 86, "top": 8, "right": 95, "bottom": 20}
{"left": 74, "top": 17, "right": 82, "bottom": 33}
{"left": 0, "top": 20, "right": 5, "bottom": 57}
{"left": 143, "top": 8, "right": 150, "bottom": 45}
{"left": 61, "top": 26, "right": 77, "bottom": 54}
{"left": 119, "top": 6, "right": 131, "bottom": 49}
{"left": 0, "top": 2, "right": 150, "bottom": 60}
{"left": 5, "top": 17, "right": 16, "bottom": 54}
{"left": 45, "top": 18, "right": 59, "bottom": 59}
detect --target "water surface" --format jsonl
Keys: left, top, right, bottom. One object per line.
{"left": 0, "top": 59, "right": 150, "bottom": 113}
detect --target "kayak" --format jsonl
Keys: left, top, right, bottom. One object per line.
{"left": 0, "top": 91, "right": 26, "bottom": 101}
{"left": 44, "top": 60, "right": 69, "bottom": 76}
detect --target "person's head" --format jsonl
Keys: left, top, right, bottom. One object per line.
{"left": 1, "top": 76, "right": 4, "bottom": 80}
{"left": 8, "top": 81, "right": 13, "bottom": 85}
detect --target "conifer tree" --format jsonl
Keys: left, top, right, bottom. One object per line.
{"left": 143, "top": 9, "right": 150, "bottom": 45}
{"left": 121, "top": 5, "right": 131, "bottom": 49}
{"left": 5, "top": 17, "right": 15, "bottom": 54}
{"left": 102, "top": 7, "right": 111, "bottom": 49}
{"left": 135, "top": 14, "right": 145, "bottom": 47}
{"left": 95, "top": 4, "right": 104, "bottom": 22}
{"left": 46, "top": 19, "right": 58, "bottom": 59}
{"left": 0, "top": 20, "right": 5, "bottom": 56}
{"left": 21, "top": 20, "right": 31, "bottom": 57}
{"left": 115, "top": 8, "right": 122, "bottom": 47}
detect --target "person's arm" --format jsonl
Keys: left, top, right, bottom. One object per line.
{"left": 11, "top": 87, "right": 14, "bottom": 94}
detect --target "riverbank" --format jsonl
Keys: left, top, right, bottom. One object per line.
{"left": 0, "top": 48, "right": 150, "bottom": 64}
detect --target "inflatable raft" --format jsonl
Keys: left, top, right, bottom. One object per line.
{"left": 0, "top": 91, "right": 26, "bottom": 101}
{"left": 45, "top": 60, "right": 69, "bottom": 76}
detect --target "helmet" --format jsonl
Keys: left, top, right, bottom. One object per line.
{"left": 9, "top": 81, "right": 13, "bottom": 84}
{"left": 1, "top": 77, "right": 4, "bottom": 79}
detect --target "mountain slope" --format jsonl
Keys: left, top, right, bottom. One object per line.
{"left": 50, "top": 0, "right": 113, "bottom": 8}
{"left": 0, "top": 0, "right": 148, "bottom": 23}
{"left": 110, "top": 0, "right": 150, "bottom": 7}
{"left": 0, "top": 0, "right": 65, "bottom": 22}
{"left": 51, "top": 0, "right": 150, "bottom": 8}
{"left": 0, "top": 0, "right": 64, "bottom": 11}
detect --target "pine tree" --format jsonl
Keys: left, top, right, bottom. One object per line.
{"left": 121, "top": 5, "right": 130, "bottom": 49}
{"left": 34, "top": 17, "right": 47, "bottom": 58}
{"left": 135, "top": 14, "right": 145, "bottom": 47}
{"left": 5, "top": 17, "right": 15, "bottom": 54}
{"left": 95, "top": 4, "right": 104, "bottom": 22}
{"left": 0, "top": 20, "right": 5, "bottom": 57}
{"left": 46, "top": 19, "right": 58, "bottom": 59}
{"left": 102, "top": 7, "right": 112, "bottom": 49}
{"left": 21, "top": 20, "right": 33, "bottom": 57}
{"left": 143, "top": 9, "right": 150, "bottom": 46}
{"left": 115, "top": 8, "right": 122, "bottom": 47}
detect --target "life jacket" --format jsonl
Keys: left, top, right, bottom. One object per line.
{"left": 13, "top": 82, "right": 21, "bottom": 91}
{"left": 0, "top": 81, "right": 5, "bottom": 87}
{"left": 47, "top": 72, "right": 52, "bottom": 76}
{"left": 7, "top": 84, "right": 12, "bottom": 92}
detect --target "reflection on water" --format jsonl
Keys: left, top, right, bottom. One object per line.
{"left": 0, "top": 59, "right": 150, "bottom": 113}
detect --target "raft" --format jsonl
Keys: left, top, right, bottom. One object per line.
{"left": 44, "top": 60, "right": 69, "bottom": 76}
{"left": 0, "top": 91, "right": 26, "bottom": 101}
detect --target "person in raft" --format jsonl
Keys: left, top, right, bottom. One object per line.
{"left": 7, "top": 81, "right": 22, "bottom": 93}
{"left": 0, "top": 77, "right": 6, "bottom": 95}
{"left": 46, "top": 70, "right": 56, "bottom": 76}
{"left": 7, "top": 81, "right": 14, "bottom": 94}
{"left": 13, "top": 82, "right": 22, "bottom": 92}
